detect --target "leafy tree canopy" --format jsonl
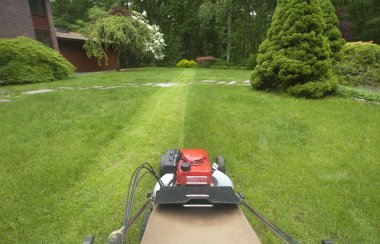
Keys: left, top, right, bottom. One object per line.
{"left": 83, "top": 10, "right": 165, "bottom": 70}
{"left": 51, "top": 0, "right": 379, "bottom": 66}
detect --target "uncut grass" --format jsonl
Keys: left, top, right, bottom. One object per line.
{"left": 182, "top": 84, "right": 380, "bottom": 243}
{"left": 0, "top": 87, "right": 161, "bottom": 242}
{"left": 1, "top": 68, "right": 379, "bottom": 243}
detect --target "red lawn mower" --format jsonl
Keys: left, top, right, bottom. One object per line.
{"left": 83, "top": 149, "right": 330, "bottom": 244}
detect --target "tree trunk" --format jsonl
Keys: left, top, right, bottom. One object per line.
{"left": 227, "top": 11, "right": 232, "bottom": 63}
{"left": 116, "top": 51, "right": 121, "bottom": 71}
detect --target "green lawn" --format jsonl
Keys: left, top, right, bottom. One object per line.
{"left": 1, "top": 68, "right": 379, "bottom": 243}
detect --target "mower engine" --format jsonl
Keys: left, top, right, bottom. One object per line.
{"left": 176, "top": 149, "right": 212, "bottom": 185}
{"left": 154, "top": 149, "right": 237, "bottom": 206}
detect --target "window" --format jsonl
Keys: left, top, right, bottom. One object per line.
{"left": 28, "top": 0, "right": 46, "bottom": 16}
{"left": 35, "top": 31, "right": 51, "bottom": 47}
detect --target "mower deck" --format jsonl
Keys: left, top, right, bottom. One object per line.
{"left": 155, "top": 186, "right": 240, "bottom": 205}
{"left": 141, "top": 204, "right": 262, "bottom": 244}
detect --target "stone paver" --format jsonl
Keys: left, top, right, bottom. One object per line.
{"left": 22, "top": 89, "right": 55, "bottom": 95}
{"left": 155, "top": 83, "right": 176, "bottom": 87}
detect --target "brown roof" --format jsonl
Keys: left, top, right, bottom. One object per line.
{"left": 56, "top": 31, "right": 87, "bottom": 41}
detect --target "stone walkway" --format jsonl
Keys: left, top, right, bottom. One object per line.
{"left": 0, "top": 80, "right": 251, "bottom": 102}
{"left": 2, "top": 80, "right": 379, "bottom": 106}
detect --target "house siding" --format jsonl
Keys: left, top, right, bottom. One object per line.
{"left": 0, "top": 0, "right": 35, "bottom": 39}
{"left": 0, "top": 0, "right": 58, "bottom": 50}
{"left": 58, "top": 39, "right": 117, "bottom": 72}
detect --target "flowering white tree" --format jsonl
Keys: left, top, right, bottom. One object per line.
{"left": 84, "top": 10, "right": 165, "bottom": 70}
{"left": 132, "top": 11, "right": 165, "bottom": 61}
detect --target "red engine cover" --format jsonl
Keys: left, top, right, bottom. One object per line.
{"left": 176, "top": 149, "right": 212, "bottom": 185}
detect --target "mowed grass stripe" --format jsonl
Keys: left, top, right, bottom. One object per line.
{"left": 0, "top": 87, "right": 160, "bottom": 242}
{"left": 30, "top": 69, "right": 194, "bottom": 243}
{"left": 0, "top": 68, "right": 188, "bottom": 100}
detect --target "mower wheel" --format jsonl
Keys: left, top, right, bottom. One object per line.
{"left": 216, "top": 155, "right": 226, "bottom": 173}
{"left": 159, "top": 155, "right": 166, "bottom": 177}
{"left": 141, "top": 210, "right": 151, "bottom": 239}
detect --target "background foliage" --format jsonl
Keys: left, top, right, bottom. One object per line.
{"left": 334, "top": 42, "right": 380, "bottom": 86}
{"left": 52, "top": 0, "right": 379, "bottom": 67}
{"left": 0, "top": 37, "right": 74, "bottom": 85}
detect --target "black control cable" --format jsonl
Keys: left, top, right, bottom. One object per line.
{"left": 240, "top": 199, "right": 299, "bottom": 244}
{"left": 120, "top": 162, "right": 162, "bottom": 243}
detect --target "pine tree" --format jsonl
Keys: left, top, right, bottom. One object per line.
{"left": 319, "top": 0, "right": 345, "bottom": 61}
{"left": 251, "top": 0, "right": 336, "bottom": 98}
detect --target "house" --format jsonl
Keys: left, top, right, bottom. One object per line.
{"left": 0, "top": 0, "right": 59, "bottom": 50}
{"left": 0, "top": 0, "right": 116, "bottom": 72}
{"left": 56, "top": 30, "right": 117, "bottom": 72}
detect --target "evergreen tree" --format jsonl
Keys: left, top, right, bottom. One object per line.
{"left": 320, "top": 0, "right": 345, "bottom": 61}
{"left": 251, "top": 0, "right": 336, "bottom": 98}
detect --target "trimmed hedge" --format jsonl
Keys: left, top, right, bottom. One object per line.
{"left": 334, "top": 42, "right": 380, "bottom": 86}
{"left": 176, "top": 59, "right": 196, "bottom": 68}
{"left": 0, "top": 37, "right": 75, "bottom": 85}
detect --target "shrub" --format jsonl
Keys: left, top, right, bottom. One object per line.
{"left": 245, "top": 54, "right": 257, "bottom": 70}
{"left": 287, "top": 80, "right": 337, "bottom": 98}
{"left": 0, "top": 37, "right": 75, "bottom": 85}
{"left": 336, "top": 85, "right": 380, "bottom": 103}
{"left": 209, "top": 58, "right": 231, "bottom": 69}
{"left": 196, "top": 56, "right": 216, "bottom": 68}
{"left": 251, "top": 0, "right": 336, "bottom": 98}
{"left": 334, "top": 42, "right": 380, "bottom": 86}
{"left": 176, "top": 59, "right": 196, "bottom": 68}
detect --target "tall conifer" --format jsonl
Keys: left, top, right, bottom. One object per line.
{"left": 251, "top": 0, "right": 336, "bottom": 98}
{"left": 320, "top": 0, "right": 345, "bottom": 61}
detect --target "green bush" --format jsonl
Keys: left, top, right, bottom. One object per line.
{"left": 245, "top": 54, "right": 257, "bottom": 70}
{"left": 251, "top": 0, "right": 336, "bottom": 98}
{"left": 176, "top": 59, "right": 196, "bottom": 68}
{"left": 288, "top": 80, "right": 337, "bottom": 98}
{"left": 209, "top": 58, "right": 232, "bottom": 69}
{"left": 336, "top": 85, "right": 380, "bottom": 103}
{"left": 0, "top": 37, "right": 75, "bottom": 85}
{"left": 334, "top": 42, "right": 380, "bottom": 86}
